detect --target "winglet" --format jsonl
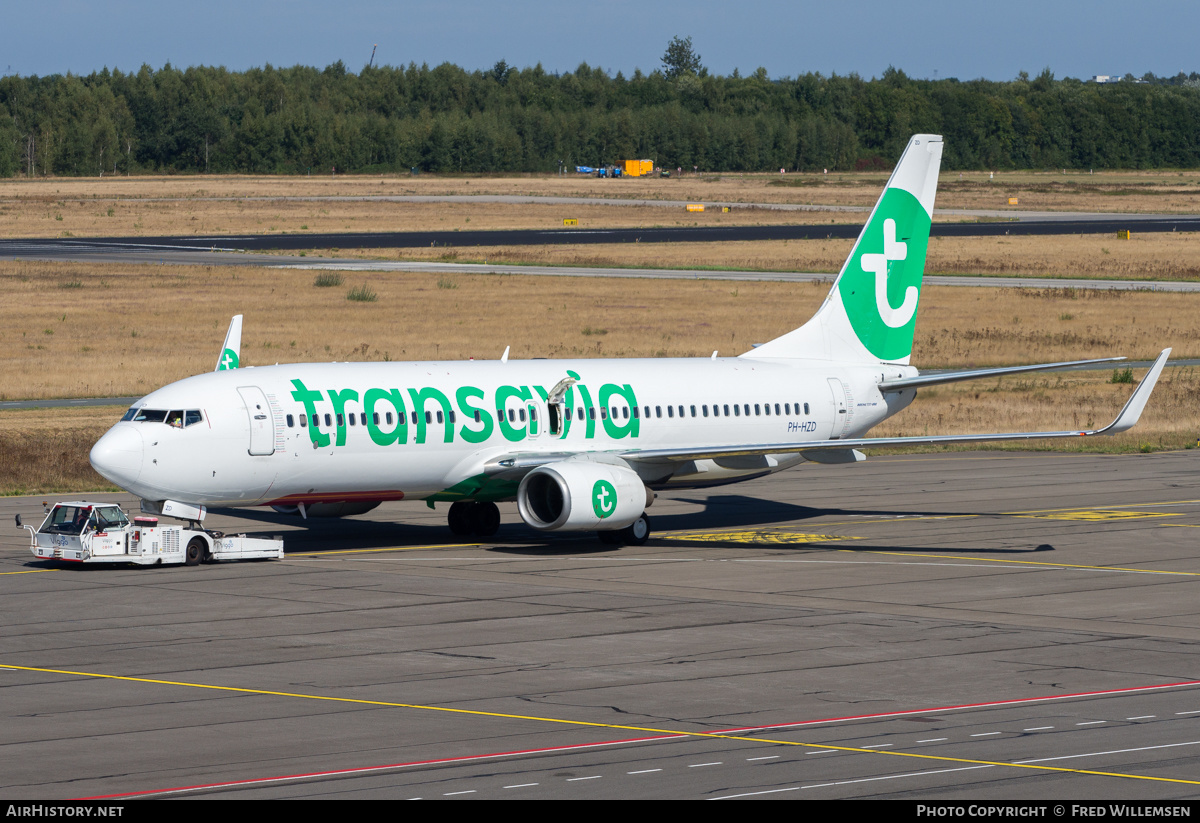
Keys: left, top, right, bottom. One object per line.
{"left": 215, "top": 315, "right": 243, "bottom": 371}
{"left": 1096, "top": 348, "right": 1170, "bottom": 435}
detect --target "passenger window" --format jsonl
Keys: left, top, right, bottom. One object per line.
{"left": 412, "top": 412, "right": 419, "bottom": 425}
{"left": 360, "top": 413, "right": 367, "bottom": 426}
{"left": 775, "top": 403, "right": 781, "bottom": 415}
{"left": 667, "top": 406, "right": 674, "bottom": 418}
{"left": 703, "top": 405, "right": 709, "bottom": 417}
{"left": 474, "top": 411, "right": 480, "bottom": 423}
{"left": 743, "top": 404, "right": 750, "bottom": 416}
{"left": 436, "top": 411, "right": 443, "bottom": 424}
{"left": 723, "top": 404, "right": 730, "bottom": 416}
{"left": 755, "top": 404, "right": 761, "bottom": 416}
{"left": 299, "top": 415, "right": 307, "bottom": 428}
{"left": 373, "top": 412, "right": 379, "bottom": 425}
{"left": 804, "top": 402, "right": 810, "bottom": 415}
{"left": 286, "top": 414, "right": 295, "bottom": 428}
{"left": 643, "top": 406, "right": 650, "bottom": 418}
{"left": 337, "top": 414, "right": 344, "bottom": 427}
{"left": 690, "top": 405, "right": 696, "bottom": 417}
{"left": 311, "top": 414, "right": 319, "bottom": 427}
{"left": 324, "top": 414, "right": 332, "bottom": 427}
{"left": 348, "top": 414, "right": 355, "bottom": 426}
{"left": 589, "top": 408, "right": 595, "bottom": 420}
{"left": 655, "top": 406, "right": 661, "bottom": 418}
{"left": 519, "top": 409, "right": 526, "bottom": 422}
{"left": 632, "top": 407, "right": 639, "bottom": 419}
{"left": 426, "top": 411, "right": 432, "bottom": 424}
{"left": 600, "top": 407, "right": 607, "bottom": 420}
{"left": 763, "top": 404, "right": 770, "bottom": 416}
{"left": 785, "top": 403, "right": 791, "bottom": 415}
{"left": 386, "top": 412, "right": 393, "bottom": 425}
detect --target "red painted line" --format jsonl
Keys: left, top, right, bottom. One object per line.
{"left": 75, "top": 678, "right": 1200, "bottom": 800}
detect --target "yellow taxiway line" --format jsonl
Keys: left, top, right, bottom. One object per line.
{"left": 2, "top": 662, "right": 1197, "bottom": 787}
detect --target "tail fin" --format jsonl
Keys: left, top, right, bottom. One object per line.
{"left": 215, "top": 314, "right": 243, "bottom": 371}
{"left": 745, "top": 134, "right": 943, "bottom": 364}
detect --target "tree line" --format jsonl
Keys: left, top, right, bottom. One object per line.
{"left": 2, "top": 62, "right": 1199, "bottom": 177}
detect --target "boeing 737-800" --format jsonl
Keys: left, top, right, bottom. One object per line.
{"left": 89, "top": 135, "right": 1170, "bottom": 545}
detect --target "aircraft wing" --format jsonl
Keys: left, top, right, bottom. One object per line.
{"left": 480, "top": 349, "right": 1169, "bottom": 476}
{"left": 879, "top": 356, "right": 1128, "bottom": 392}
{"left": 621, "top": 348, "right": 1171, "bottom": 464}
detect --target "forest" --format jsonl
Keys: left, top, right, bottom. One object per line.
{"left": 2, "top": 60, "right": 1199, "bottom": 176}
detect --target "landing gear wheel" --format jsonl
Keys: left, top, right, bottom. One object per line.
{"left": 447, "top": 501, "right": 473, "bottom": 537}
{"left": 619, "top": 514, "right": 650, "bottom": 546}
{"left": 185, "top": 537, "right": 206, "bottom": 566}
{"left": 469, "top": 501, "right": 501, "bottom": 537}
{"left": 597, "top": 530, "right": 623, "bottom": 545}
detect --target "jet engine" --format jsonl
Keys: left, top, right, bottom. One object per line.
{"left": 517, "top": 460, "right": 650, "bottom": 532}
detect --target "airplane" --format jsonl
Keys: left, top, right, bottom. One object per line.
{"left": 88, "top": 134, "right": 1171, "bottom": 545}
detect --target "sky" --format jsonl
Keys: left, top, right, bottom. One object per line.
{"left": 5, "top": 0, "right": 1199, "bottom": 82}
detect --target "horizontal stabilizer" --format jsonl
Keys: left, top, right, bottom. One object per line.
{"left": 879, "top": 356, "right": 1128, "bottom": 392}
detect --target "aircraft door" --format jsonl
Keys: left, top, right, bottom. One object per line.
{"left": 826, "top": 378, "right": 854, "bottom": 439}
{"left": 526, "top": 398, "right": 545, "bottom": 439}
{"left": 237, "top": 386, "right": 276, "bottom": 455}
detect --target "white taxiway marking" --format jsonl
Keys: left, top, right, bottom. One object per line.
{"left": 747, "top": 756, "right": 780, "bottom": 761}
{"left": 1014, "top": 739, "right": 1200, "bottom": 765}
{"left": 917, "top": 738, "right": 948, "bottom": 743}
{"left": 807, "top": 750, "right": 837, "bottom": 755}
{"left": 971, "top": 732, "right": 1002, "bottom": 737}
{"left": 1076, "top": 721, "right": 1107, "bottom": 726}
{"left": 712, "top": 765, "right": 994, "bottom": 800}
{"left": 567, "top": 775, "right": 602, "bottom": 781}
{"left": 1023, "top": 726, "right": 1054, "bottom": 731}
{"left": 862, "top": 743, "right": 893, "bottom": 748}
{"left": 628, "top": 769, "right": 662, "bottom": 774}
{"left": 1126, "top": 715, "right": 1156, "bottom": 720}
{"left": 1176, "top": 710, "right": 1200, "bottom": 715}
{"left": 504, "top": 783, "right": 539, "bottom": 789}
{"left": 443, "top": 790, "right": 476, "bottom": 796}
{"left": 689, "top": 762, "right": 723, "bottom": 768}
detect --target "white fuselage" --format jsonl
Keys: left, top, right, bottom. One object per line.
{"left": 89, "top": 356, "right": 916, "bottom": 509}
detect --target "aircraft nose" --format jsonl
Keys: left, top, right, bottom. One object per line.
{"left": 89, "top": 426, "right": 144, "bottom": 488}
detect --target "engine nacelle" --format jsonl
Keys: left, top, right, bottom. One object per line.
{"left": 518, "top": 461, "right": 648, "bottom": 532}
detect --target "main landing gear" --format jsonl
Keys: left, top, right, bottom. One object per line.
{"left": 447, "top": 501, "right": 501, "bottom": 538}
{"left": 597, "top": 514, "right": 651, "bottom": 546}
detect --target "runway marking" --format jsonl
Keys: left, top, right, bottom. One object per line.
{"left": 1024, "top": 726, "right": 1054, "bottom": 731}
{"left": 288, "top": 543, "right": 480, "bottom": 557}
{"left": 6, "top": 664, "right": 1197, "bottom": 798}
{"left": 1077, "top": 721, "right": 1107, "bottom": 726}
{"left": 847, "top": 549, "right": 1200, "bottom": 577}
{"left": 1007, "top": 498, "right": 1200, "bottom": 515}
{"left": 971, "top": 733, "right": 1001, "bottom": 737}
{"left": 662, "top": 530, "right": 860, "bottom": 545}
{"left": 1015, "top": 509, "right": 1176, "bottom": 522}
{"left": 746, "top": 756, "right": 780, "bottom": 761}
{"left": 628, "top": 769, "right": 662, "bottom": 774}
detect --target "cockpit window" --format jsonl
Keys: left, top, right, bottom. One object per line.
{"left": 127, "top": 408, "right": 203, "bottom": 426}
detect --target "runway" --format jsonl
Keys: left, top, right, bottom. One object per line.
{"left": 2, "top": 449, "right": 1199, "bottom": 799}
{"left": 2, "top": 211, "right": 1198, "bottom": 264}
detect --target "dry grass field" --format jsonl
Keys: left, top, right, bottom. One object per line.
{"left": 1, "top": 258, "right": 1197, "bottom": 494}
{"left": 3, "top": 169, "right": 1200, "bottom": 239}
{"left": 3, "top": 170, "right": 1200, "bottom": 493}
{"left": 2, "top": 260, "right": 1196, "bottom": 400}
{"left": 336, "top": 230, "right": 1200, "bottom": 281}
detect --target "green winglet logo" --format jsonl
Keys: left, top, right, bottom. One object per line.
{"left": 838, "top": 188, "right": 931, "bottom": 361}
{"left": 218, "top": 348, "right": 239, "bottom": 370}
{"left": 592, "top": 479, "right": 617, "bottom": 519}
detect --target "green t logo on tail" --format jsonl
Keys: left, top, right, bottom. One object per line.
{"left": 592, "top": 480, "right": 617, "bottom": 519}
{"left": 838, "top": 188, "right": 931, "bottom": 361}
{"left": 217, "top": 348, "right": 239, "bottom": 370}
